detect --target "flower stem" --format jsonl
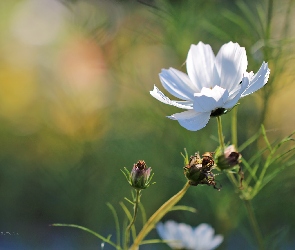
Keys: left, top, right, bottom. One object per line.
{"left": 231, "top": 107, "right": 238, "bottom": 150}
{"left": 216, "top": 116, "right": 225, "bottom": 152}
{"left": 129, "top": 181, "right": 190, "bottom": 250}
{"left": 217, "top": 116, "right": 240, "bottom": 187}
{"left": 125, "top": 189, "right": 141, "bottom": 250}
{"left": 243, "top": 199, "right": 265, "bottom": 250}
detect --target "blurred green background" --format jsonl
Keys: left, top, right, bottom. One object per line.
{"left": 0, "top": 0, "right": 295, "bottom": 249}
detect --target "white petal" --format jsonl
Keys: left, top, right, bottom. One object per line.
{"left": 164, "top": 221, "right": 179, "bottom": 240}
{"left": 168, "top": 110, "right": 211, "bottom": 131}
{"left": 160, "top": 68, "right": 197, "bottom": 101}
{"left": 209, "top": 235, "right": 224, "bottom": 250}
{"left": 223, "top": 77, "right": 248, "bottom": 108}
{"left": 215, "top": 42, "right": 248, "bottom": 93}
{"left": 241, "top": 62, "right": 270, "bottom": 97}
{"left": 150, "top": 85, "right": 193, "bottom": 109}
{"left": 194, "top": 224, "right": 214, "bottom": 249}
{"left": 193, "top": 86, "right": 229, "bottom": 112}
{"left": 156, "top": 223, "right": 167, "bottom": 240}
{"left": 186, "top": 42, "right": 219, "bottom": 90}
{"left": 177, "top": 223, "right": 195, "bottom": 249}
{"left": 158, "top": 221, "right": 184, "bottom": 249}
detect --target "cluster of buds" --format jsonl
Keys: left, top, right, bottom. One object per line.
{"left": 123, "top": 146, "right": 242, "bottom": 191}
{"left": 184, "top": 152, "right": 220, "bottom": 190}
{"left": 122, "top": 160, "right": 154, "bottom": 190}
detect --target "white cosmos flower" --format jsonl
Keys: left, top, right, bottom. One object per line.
{"left": 150, "top": 42, "right": 270, "bottom": 131}
{"left": 156, "top": 220, "right": 223, "bottom": 250}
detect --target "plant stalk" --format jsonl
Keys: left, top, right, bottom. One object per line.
{"left": 231, "top": 107, "right": 238, "bottom": 150}
{"left": 125, "top": 189, "right": 141, "bottom": 250}
{"left": 129, "top": 181, "right": 190, "bottom": 250}
{"left": 217, "top": 116, "right": 240, "bottom": 186}
{"left": 243, "top": 199, "right": 265, "bottom": 250}
{"left": 216, "top": 116, "right": 225, "bottom": 152}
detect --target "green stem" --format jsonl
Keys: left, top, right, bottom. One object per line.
{"left": 264, "top": 0, "right": 273, "bottom": 61}
{"left": 231, "top": 107, "right": 238, "bottom": 150}
{"left": 217, "top": 116, "right": 239, "bottom": 187}
{"left": 266, "top": 0, "right": 273, "bottom": 41}
{"left": 226, "top": 171, "right": 239, "bottom": 188}
{"left": 216, "top": 116, "right": 225, "bottom": 152}
{"left": 125, "top": 189, "right": 141, "bottom": 250}
{"left": 129, "top": 182, "right": 190, "bottom": 250}
{"left": 243, "top": 200, "right": 265, "bottom": 250}
{"left": 281, "top": 0, "right": 293, "bottom": 38}
{"left": 261, "top": 0, "right": 273, "bottom": 125}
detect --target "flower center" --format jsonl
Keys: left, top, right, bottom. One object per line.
{"left": 210, "top": 108, "right": 226, "bottom": 117}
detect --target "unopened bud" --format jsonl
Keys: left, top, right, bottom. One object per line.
{"left": 217, "top": 145, "right": 241, "bottom": 170}
{"left": 122, "top": 160, "right": 154, "bottom": 190}
{"left": 130, "top": 160, "right": 152, "bottom": 189}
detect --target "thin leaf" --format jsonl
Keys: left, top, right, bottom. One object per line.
{"left": 256, "top": 2, "right": 266, "bottom": 34}
{"left": 242, "top": 159, "right": 258, "bottom": 183}
{"left": 124, "top": 197, "right": 134, "bottom": 205}
{"left": 222, "top": 10, "right": 252, "bottom": 36}
{"left": 138, "top": 202, "right": 147, "bottom": 226}
{"left": 269, "top": 146, "right": 295, "bottom": 165}
{"left": 248, "top": 147, "right": 267, "bottom": 166}
{"left": 261, "top": 125, "right": 272, "bottom": 151}
{"left": 121, "top": 168, "right": 130, "bottom": 183}
{"left": 140, "top": 239, "right": 176, "bottom": 245}
{"left": 248, "top": 163, "right": 259, "bottom": 184}
{"left": 106, "top": 203, "right": 121, "bottom": 248}
{"left": 258, "top": 159, "right": 295, "bottom": 193}
{"left": 201, "top": 20, "right": 232, "bottom": 40}
{"left": 119, "top": 202, "right": 136, "bottom": 242}
{"left": 122, "top": 215, "right": 128, "bottom": 248}
{"left": 181, "top": 148, "right": 189, "bottom": 165}
{"left": 169, "top": 205, "right": 197, "bottom": 213}
{"left": 236, "top": 0, "right": 263, "bottom": 37}
{"left": 239, "top": 130, "right": 261, "bottom": 152}
{"left": 264, "top": 226, "right": 290, "bottom": 250}
{"left": 51, "top": 224, "right": 120, "bottom": 249}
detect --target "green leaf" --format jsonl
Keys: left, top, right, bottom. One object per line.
{"left": 169, "top": 205, "right": 197, "bottom": 213}
{"left": 140, "top": 239, "right": 176, "bottom": 245}
{"left": 239, "top": 130, "right": 261, "bottom": 152}
{"left": 181, "top": 148, "right": 189, "bottom": 165}
{"left": 242, "top": 159, "right": 258, "bottom": 183}
{"left": 119, "top": 202, "right": 137, "bottom": 242}
{"left": 106, "top": 203, "right": 121, "bottom": 248}
{"left": 248, "top": 147, "right": 267, "bottom": 166}
{"left": 261, "top": 125, "right": 272, "bottom": 151}
{"left": 124, "top": 197, "right": 134, "bottom": 205}
{"left": 269, "top": 146, "right": 295, "bottom": 166}
{"left": 259, "top": 159, "right": 295, "bottom": 192}
{"left": 139, "top": 202, "right": 147, "bottom": 226}
{"left": 236, "top": 0, "right": 264, "bottom": 37}
{"left": 201, "top": 20, "right": 232, "bottom": 41}
{"left": 51, "top": 224, "right": 120, "bottom": 249}
{"left": 222, "top": 10, "right": 252, "bottom": 36}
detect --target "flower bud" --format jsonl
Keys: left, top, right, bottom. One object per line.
{"left": 217, "top": 145, "right": 241, "bottom": 170}
{"left": 184, "top": 152, "right": 220, "bottom": 190}
{"left": 184, "top": 153, "right": 203, "bottom": 185}
{"left": 129, "top": 160, "right": 153, "bottom": 190}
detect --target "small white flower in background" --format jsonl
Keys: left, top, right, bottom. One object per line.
{"left": 156, "top": 220, "right": 223, "bottom": 250}
{"left": 150, "top": 42, "right": 270, "bottom": 131}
